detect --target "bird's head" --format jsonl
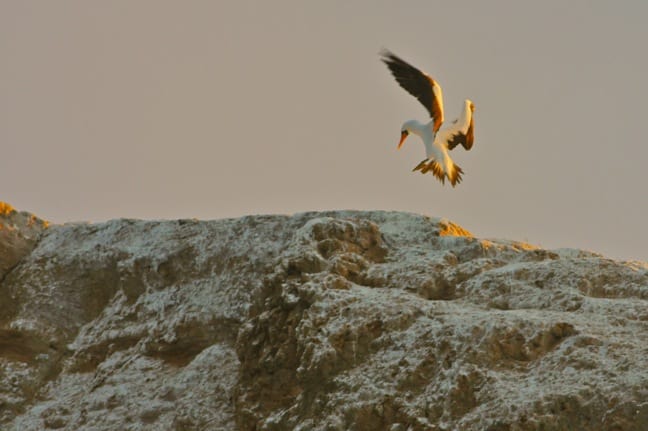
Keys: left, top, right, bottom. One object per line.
{"left": 398, "top": 120, "right": 418, "bottom": 149}
{"left": 398, "top": 129, "right": 409, "bottom": 149}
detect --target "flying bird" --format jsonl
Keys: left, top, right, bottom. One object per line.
{"left": 380, "top": 50, "right": 474, "bottom": 186}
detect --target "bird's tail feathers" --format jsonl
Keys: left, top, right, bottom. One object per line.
{"left": 413, "top": 158, "right": 463, "bottom": 187}
{"left": 447, "top": 162, "right": 463, "bottom": 187}
{"left": 413, "top": 159, "right": 445, "bottom": 184}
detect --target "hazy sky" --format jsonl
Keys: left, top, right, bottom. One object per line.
{"left": 2, "top": 1, "right": 647, "bottom": 261}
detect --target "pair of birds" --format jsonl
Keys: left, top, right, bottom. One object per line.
{"left": 381, "top": 50, "right": 475, "bottom": 187}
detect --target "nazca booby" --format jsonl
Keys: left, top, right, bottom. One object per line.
{"left": 381, "top": 50, "right": 474, "bottom": 186}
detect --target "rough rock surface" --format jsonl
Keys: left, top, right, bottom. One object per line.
{"left": 0, "top": 204, "right": 646, "bottom": 430}
{"left": 0, "top": 202, "right": 48, "bottom": 281}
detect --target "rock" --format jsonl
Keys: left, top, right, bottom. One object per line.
{"left": 0, "top": 206, "right": 646, "bottom": 430}
{"left": 0, "top": 202, "right": 48, "bottom": 281}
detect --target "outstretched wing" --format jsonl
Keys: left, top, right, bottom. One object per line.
{"left": 446, "top": 103, "right": 474, "bottom": 151}
{"left": 447, "top": 116, "right": 474, "bottom": 151}
{"left": 380, "top": 50, "right": 445, "bottom": 133}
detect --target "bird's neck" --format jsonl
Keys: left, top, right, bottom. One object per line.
{"left": 406, "top": 120, "right": 427, "bottom": 136}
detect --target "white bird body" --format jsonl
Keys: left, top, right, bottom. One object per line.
{"left": 402, "top": 119, "right": 450, "bottom": 172}
{"left": 400, "top": 119, "right": 451, "bottom": 176}
{"left": 381, "top": 50, "right": 475, "bottom": 187}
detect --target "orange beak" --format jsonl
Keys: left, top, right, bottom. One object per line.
{"left": 398, "top": 130, "right": 409, "bottom": 149}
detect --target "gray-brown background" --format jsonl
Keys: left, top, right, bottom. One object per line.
{"left": 2, "top": 0, "right": 647, "bottom": 261}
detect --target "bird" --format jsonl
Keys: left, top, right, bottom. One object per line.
{"left": 380, "top": 50, "right": 474, "bottom": 187}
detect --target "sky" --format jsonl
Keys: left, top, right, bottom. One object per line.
{"left": 1, "top": 1, "right": 647, "bottom": 262}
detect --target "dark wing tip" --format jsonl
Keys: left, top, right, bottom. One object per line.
{"left": 379, "top": 49, "right": 414, "bottom": 69}
{"left": 379, "top": 48, "right": 395, "bottom": 59}
{"left": 379, "top": 49, "right": 402, "bottom": 68}
{"left": 379, "top": 50, "right": 442, "bottom": 123}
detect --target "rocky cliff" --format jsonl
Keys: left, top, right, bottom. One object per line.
{"left": 0, "top": 203, "right": 646, "bottom": 431}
